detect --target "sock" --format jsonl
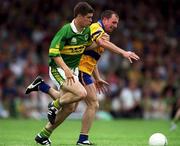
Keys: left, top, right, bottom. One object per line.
{"left": 78, "top": 134, "right": 88, "bottom": 142}
{"left": 53, "top": 99, "right": 61, "bottom": 109}
{"left": 39, "top": 128, "right": 52, "bottom": 138}
{"left": 39, "top": 82, "right": 50, "bottom": 93}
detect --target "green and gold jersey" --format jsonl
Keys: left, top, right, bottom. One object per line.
{"left": 49, "top": 21, "right": 91, "bottom": 69}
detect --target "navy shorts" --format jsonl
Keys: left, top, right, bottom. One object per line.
{"left": 79, "top": 71, "right": 94, "bottom": 85}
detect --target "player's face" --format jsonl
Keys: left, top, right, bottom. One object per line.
{"left": 80, "top": 13, "right": 93, "bottom": 27}
{"left": 104, "top": 14, "right": 119, "bottom": 33}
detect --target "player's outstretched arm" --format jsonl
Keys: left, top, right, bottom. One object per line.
{"left": 96, "top": 37, "right": 140, "bottom": 63}
{"left": 86, "top": 41, "right": 99, "bottom": 50}
{"left": 85, "top": 33, "right": 110, "bottom": 51}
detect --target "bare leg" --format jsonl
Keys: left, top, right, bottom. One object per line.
{"left": 174, "top": 108, "right": 180, "bottom": 122}
{"left": 45, "top": 102, "right": 78, "bottom": 131}
{"left": 80, "top": 83, "right": 99, "bottom": 134}
{"left": 44, "top": 79, "right": 87, "bottom": 103}
{"left": 170, "top": 108, "right": 180, "bottom": 131}
{"left": 36, "top": 102, "right": 78, "bottom": 145}
{"left": 46, "top": 83, "right": 98, "bottom": 138}
{"left": 47, "top": 87, "right": 61, "bottom": 100}
{"left": 47, "top": 77, "right": 88, "bottom": 103}
{"left": 52, "top": 77, "right": 87, "bottom": 107}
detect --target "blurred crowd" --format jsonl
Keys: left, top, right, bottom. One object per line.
{"left": 0, "top": 0, "right": 180, "bottom": 120}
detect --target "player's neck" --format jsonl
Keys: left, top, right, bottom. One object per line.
{"left": 74, "top": 19, "right": 84, "bottom": 33}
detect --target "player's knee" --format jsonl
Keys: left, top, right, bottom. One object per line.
{"left": 81, "top": 89, "right": 87, "bottom": 98}
{"left": 87, "top": 100, "right": 99, "bottom": 111}
{"left": 77, "top": 89, "right": 87, "bottom": 100}
{"left": 93, "top": 101, "right": 99, "bottom": 111}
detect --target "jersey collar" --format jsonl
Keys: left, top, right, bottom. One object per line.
{"left": 70, "top": 19, "right": 84, "bottom": 34}
{"left": 98, "top": 19, "right": 105, "bottom": 30}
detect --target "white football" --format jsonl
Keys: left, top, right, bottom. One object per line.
{"left": 149, "top": 133, "right": 168, "bottom": 146}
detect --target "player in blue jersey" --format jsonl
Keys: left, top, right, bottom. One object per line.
{"left": 77, "top": 10, "right": 139, "bottom": 145}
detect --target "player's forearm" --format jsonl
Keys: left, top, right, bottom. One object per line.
{"left": 93, "top": 66, "right": 101, "bottom": 80}
{"left": 97, "top": 38, "right": 126, "bottom": 56}
{"left": 53, "top": 56, "right": 70, "bottom": 71}
{"left": 86, "top": 41, "right": 99, "bottom": 50}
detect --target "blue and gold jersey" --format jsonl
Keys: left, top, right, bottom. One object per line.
{"left": 79, "top": 21, "right": 105, "bottom": 75}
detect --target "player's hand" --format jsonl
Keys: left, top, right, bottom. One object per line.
{"left": 95, "top": 78, "right": 110, "bottom": 94}
{"left": 64, "top": 68, "right": 75, "bottom": 86}
{"left": 123, "top": 51, "right": 140, "bottom": 63}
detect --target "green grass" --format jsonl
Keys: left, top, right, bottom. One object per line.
{"left": 0, "top": 119, "right": 179, "bottom": 146}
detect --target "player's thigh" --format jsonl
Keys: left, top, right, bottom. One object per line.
{"left": 62, "top": 77, "right": 87, "bottom": 97}
{"left": 78, "top": 71, "right": 98, "bottom": 103}
{"left": 49, "top": 67, "right": 86, "bottom": 96}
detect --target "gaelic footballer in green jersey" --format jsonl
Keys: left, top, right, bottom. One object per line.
{"left": 48, "top": 20, "right": 92, "bottom": 86}
{"left": 49, "top": 21, "right": 91, "bottom": 69}
{"left": 25, "top": 2, "right": 94, "bottom": 145}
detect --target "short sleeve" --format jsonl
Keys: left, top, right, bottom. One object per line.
{"left": 90, "top": 23, "right": 104, "bottom": 42}
{"left": 49, "top": 26, "right": 67, "bottom": 57}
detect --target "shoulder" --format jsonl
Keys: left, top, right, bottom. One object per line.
{"left": 60, "top": 23, "right": 71, "bottom": 31}
{"left": 90, "top": 23, "right": 104, "bottom": 32}
{"left": 54, "top": 23, "right": 71, "bottom": 38}
{"left": 90, "top": 22, "right": 100, "bottom": 28}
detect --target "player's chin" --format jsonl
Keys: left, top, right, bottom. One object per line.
{"left": 110, "top": 27, "right": 115, "bottom": 32}
{"left": 88, "top": 22, "right": 92, "bottom": 26}
{"left": 84, "top": 23, "right": 91, "bottom": 27}
{"left": 85, "top": 21, "right": 92, "bottom": 27}
{"left": 109, "top": 28, "right": 115, "bottom": 33}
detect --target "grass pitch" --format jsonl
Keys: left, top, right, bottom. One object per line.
{"left": 0, "top": 119, "right": 179, "bottom": 146}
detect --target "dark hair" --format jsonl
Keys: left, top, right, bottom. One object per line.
{"left": 74, "top": 2, "right": 94, "bottom": 17}
{"left": 101, "top": 10, "right": 119, "bottom": 20}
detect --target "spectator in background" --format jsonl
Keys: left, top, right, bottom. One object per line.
{"left": 0, "top": 87, "right": 9, "bottom": 118}
{"left": 111, "top": 79, "right": 142, "bottom": 118}
{"left": 163, "top": 81, "right": 180, "bottom": 131}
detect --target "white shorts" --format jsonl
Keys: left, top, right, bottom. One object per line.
{"left": 49, "top": 67, "right": 79, "bottom": 90}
